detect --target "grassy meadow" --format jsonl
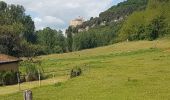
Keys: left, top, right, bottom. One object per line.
{"left": 1, "top": 37, "right": 170, "bottom": 100}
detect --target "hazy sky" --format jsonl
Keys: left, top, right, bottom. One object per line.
{"left": 3, "top": 0, "right": 124, "bottom": 30}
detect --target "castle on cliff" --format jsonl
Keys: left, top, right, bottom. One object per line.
{"left": 69, "top": 16, "right": 84, "bottom": 27}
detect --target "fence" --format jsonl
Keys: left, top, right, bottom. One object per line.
{"left": 0, "top": 66, "right": 89, "bottom": 99}
{"left": 18, "top": 68, "right": 71, "bottom": 90}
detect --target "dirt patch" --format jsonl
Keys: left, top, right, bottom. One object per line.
{"left": 164, "top": 48, "right": 170, "bottom": 53}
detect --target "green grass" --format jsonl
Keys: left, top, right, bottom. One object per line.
{"left": 1, "top": 37, "right": 170, "bottom": 100}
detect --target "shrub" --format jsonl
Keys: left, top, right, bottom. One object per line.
{"left": 25, "top": 64, "right": 39, "bottom": 82}
{"left": 20, "top": 41, "right": 47, "bottom": 57}
{"left": 0, "top": 71, "right": 18, "bottom": 85}
{"left": 20, "top": 59, "right": 44, "bottom": 82}
{"left": 70, "top": 67, "right": 82, "bottom": 78}
{"left": 145, "top": 16, "right": 168, "bottom": 40}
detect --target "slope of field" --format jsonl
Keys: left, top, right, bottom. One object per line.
{"left": 1, "top": 37, "right": 170, "bottom": 100}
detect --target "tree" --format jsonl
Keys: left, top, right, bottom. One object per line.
{"left": 22, "top": 16, "right": 36, "bottom": 43}
{"left": 66, "top": 27, "right": 73, "bottom": 52}
{"left": 0, "top": 1, "right": 36, "bottom": 56}
{"left": 146, "top": 16, "right": 167, "bottom": 40}
{"left": 0, "top": 23, "right": 24, "bottom": 56}
{"left": 0, "top": 1, "right": 7, "bottom": 14}
{"left": 36, "top": 27, "right": 66, "bottom": 54}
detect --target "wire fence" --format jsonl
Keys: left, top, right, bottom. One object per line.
{"left": 17, "top": 68, "right": 71, "bottom": 90}
{"left": 0, "top": 65, "right": 90, "bottom": 99}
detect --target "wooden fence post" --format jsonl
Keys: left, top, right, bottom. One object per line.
{"left": 17, "top": 72, "right": 20, "bottom": 91}
{"left": 53, "top": 73, "right": 55, "bottom": 84}
{"left": 23, "top": 90, "right": 32, "bottom": 100}
{"left": 38, "top": 69, "right": 41, "bottom": 87}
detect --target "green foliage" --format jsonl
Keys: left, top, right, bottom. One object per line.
{"left": 70, "top": 67, "right": 82, "bottom": 78}
{"left": 146, "top": 16, "right": 168, "bottom": 40}
{"left": 99, "top": 0, "right": 148, "bottom": 23}
{"left": 66, "top": 26, "right": 73, "bottom": 52}
{"left": 119, "top": 0, "right": 170, "bottom": 41}
{"left": 76, "top": 0, "right": 148, "bottom": 30}
{"left": 0, "top": 1, "right": 35, "bottom": 43}
{"left": 22, "top": 16, "right": 36, "bottom": 43}
{"left": 1, "top": 0, "right": 170, "bottom": 57}
{"left": 20, "top": 40, "right": 47, "bottom": 57}
{"left": 0, "top": 71, "right": 17, "bottom": 85}
{"left": 36, "top": 27, "right": 66, "bottom": 54}
{"left": 20, "top": 59, "right": 44, "bottom": 82}
{"left": 0, "top": 23, "right": 24, "bottom": 56}
{"left": 66, "top": 0, "right": 148, "bottom": 51}
{"left": 1, "top": 38, "right": 170, "bottom": 99}
{"left": 72, "top": 23, "right": 122, "bottom": 51}
{"left": 0, "top": 1, "right": 35, "bottom": 57}
{"left": 53, "top": 46, "right": 64, "bottom": 53}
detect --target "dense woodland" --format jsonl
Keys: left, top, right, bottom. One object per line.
{"left": 0, "top": 1, "right": 66, "bottom": 57}
{"left": 0, "top": 0, "right": 170, "bottom": 57}
{"left": 119, "top": 0, "right": 170, "bottom": 40}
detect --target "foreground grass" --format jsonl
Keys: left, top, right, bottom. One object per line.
{"left": 0, "top": 76, "right": 68, "bottom": 95}
{"left": 1, "top": 37, "right": 170, "bottom": 100}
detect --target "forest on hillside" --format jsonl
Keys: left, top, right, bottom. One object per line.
{"left": 0, "top": 0, "right": 170, "bottom": 57}
{"left": 66, "top": 0, "right": 149, "bottom": 51}
{"left": 66, "top": 0, "right": 170, "bottom": 51}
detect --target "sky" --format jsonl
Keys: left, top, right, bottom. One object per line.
{"left": 3, "top": 0, "right": 124, "bottom": 31}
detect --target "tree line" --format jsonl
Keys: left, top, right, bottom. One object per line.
{"left": 119, "top": 0, "right": 170, "bottom": 41}
{"left": 1, "top": 0, "right": 170, "bottom": 57}
{"left": 65, "top": 0, "right": 148, "bottom": 51}
{"left": 66, "top": 0, "right": 170, "bottom": 52}
{"left": 0, "top": 1, "right": 66, "bottom": 57}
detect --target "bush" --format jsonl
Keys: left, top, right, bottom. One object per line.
{"left": 25, "top": 64, "right": 39, "bottom": 82}
{"left": 20, "top": 59, "right": 44, "bottom": 82}
{"left": 119, "top": 0, "right": 170, "bottom": 41}
{"left": 146, "top": 16, "right": 168, "bottom": 40}
{"left": 70, "top": 67, "right": 82, "bottom": 78}
{"left": 0, "top": 71, "right": 18, "bottom": 85}
{"left": 20, "top": 40, "right": 47, "bottom": 57}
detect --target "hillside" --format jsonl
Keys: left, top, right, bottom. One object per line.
{"left": 119, "top": 0, "right": 170, "bottom": 41}
{"left": 72, "top": 0, "right": 148, "bottom": 31}
{"left": 1, "top": 36, "right": 170, "bottom": 99}
{"left": 1, "top": 0, "right": 170, "bottom": 99}
{"left": 66, "top": 0, "right": 148, "bottom": 51}
{"left": 66, "top": 0, "right": 170, "bottom": 52}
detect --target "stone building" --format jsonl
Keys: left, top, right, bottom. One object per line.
{"left": 70, "top": 17, "right": 84, "bottom": 27}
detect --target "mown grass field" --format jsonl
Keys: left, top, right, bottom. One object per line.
{"left": 0, "top": 37, "right": 170, "bottom": 100}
